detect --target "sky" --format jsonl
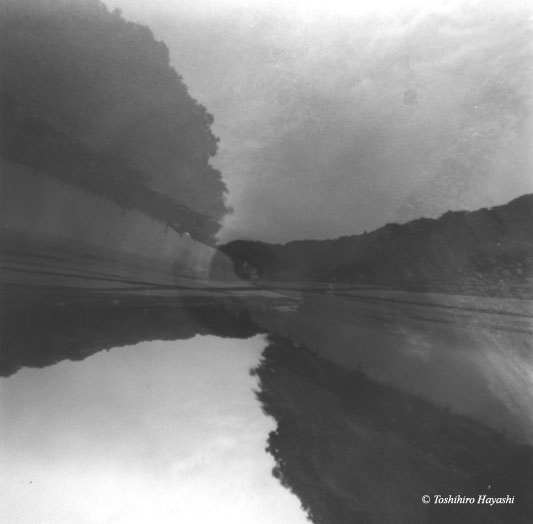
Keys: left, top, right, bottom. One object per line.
{"left": 105, "top": 0, "right": 533, "bottom": 242}
{"left": 0, "top": 336, "right": 309, "bottom": 524}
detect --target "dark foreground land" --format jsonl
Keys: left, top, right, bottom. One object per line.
{"left": 255, "top": 335, "right": 533, "bottom": 524}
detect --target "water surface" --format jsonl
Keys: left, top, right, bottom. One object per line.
{"left": 0, "top": 335, "right": 309, "bottom": 524}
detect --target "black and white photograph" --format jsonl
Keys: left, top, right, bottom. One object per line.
{"left": 1, "top": 0, "right": 532, "bottom": 522}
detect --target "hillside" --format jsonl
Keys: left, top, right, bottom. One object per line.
{"left": 0, "top": 0, "right": 226, "bottom": 242}
{"left": 221, "top": 195, "right": 533, "bottom": 297}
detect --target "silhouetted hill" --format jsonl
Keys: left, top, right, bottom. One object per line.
{"left": 221, "top": 195, "right": 533, "bottom": 297}
{"left": 0, "top": 0, "right": 227, "bottom": 241}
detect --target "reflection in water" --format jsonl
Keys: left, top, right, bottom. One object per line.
{"left": 0, "top": 296, "right": 261, "bottom": 377}
{"left": 256, "top": 335, "right": 533, "bottom": 524}
{"left": 1, "top": 280, "right": 532, "bottom": 523}
{"left": 0, "top": 335, "right": 309, "bottom": 524}
{"left": 246, "top": 286, "right": 533, "bottom": 439}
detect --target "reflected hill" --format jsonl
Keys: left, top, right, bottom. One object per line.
{"left": 0, "top": 293, "right": 261, "bottom": 378}
{"left": 255, "top": 335, "right": 533, "bottom": 524}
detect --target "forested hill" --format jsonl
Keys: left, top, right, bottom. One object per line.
{"left": 221, "top": 195, "right": 533, "bottom": 297}
{"left": 0, "top": 0, "right": 226, "bottom": 242}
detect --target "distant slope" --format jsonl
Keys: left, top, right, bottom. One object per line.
{"left": 221, "top": 195, "right": 533, "bottom": 297}
{"left": 0, "top": 0, "right": 227, "bottom": 242}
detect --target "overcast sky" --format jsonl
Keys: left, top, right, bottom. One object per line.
{"left": 106, "top": 0, "right": 533, "bottom": 242}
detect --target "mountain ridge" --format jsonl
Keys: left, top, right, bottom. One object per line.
{"left": 221, "top": 194, "right": 533, "bottom": 297}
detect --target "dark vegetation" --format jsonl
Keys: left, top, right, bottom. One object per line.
{"left": 0, "top": 0, "right": 227, "bottom": 242}
{"left": 254, "top": 335, "right": 533, "bottom": 524}
{"left": 0, "top": 290, "right": 261, "bottom": 377}
{"left": 222, "top": 195, "right": 533, "bottom": 297}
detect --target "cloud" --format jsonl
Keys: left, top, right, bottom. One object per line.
{"left": 105, "top": 0, "right": 533, "bottom": 241}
